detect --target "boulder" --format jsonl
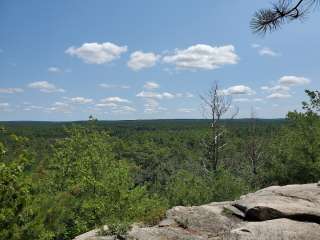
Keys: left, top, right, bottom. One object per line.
{"left": 233, "top": 183, "right": 320, "bottom": 222}
{"left": 73, "top": 183, "right": 320, "bottom": 240}
{"left": 230, "top": 218, "right": 320, "bottom": 240}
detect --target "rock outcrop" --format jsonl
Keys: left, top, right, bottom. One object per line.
{"left": 74, "top": 183, "right": 320, "bottom": 240}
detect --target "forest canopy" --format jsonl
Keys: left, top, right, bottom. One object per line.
{"left": 1, "top": 90, "right": 320, "bottom": 239}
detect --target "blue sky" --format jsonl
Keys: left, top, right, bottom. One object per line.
{"left": 0, "top": 0, "right": 319, "bottom": 121}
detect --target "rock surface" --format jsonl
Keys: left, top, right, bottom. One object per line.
{"left": 74, "top": 183, "right": 320, "bottom": 240}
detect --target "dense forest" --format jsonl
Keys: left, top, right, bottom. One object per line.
{"left": 1, "top": 90, "right": 320, "bottom": 239}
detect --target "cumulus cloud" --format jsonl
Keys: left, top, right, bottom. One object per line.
{"left": 68, "top": 97, "right": 93, "bottom": 104}
{"left": 95, "top": 99, "right": 135, "bottom": 114}
{"left": 137, "top": 90, "right": 193, "bottom": 100}
{"left": 162, "top": 92, "right": 175, "bottom": 99}
{"left": 0, "top": 88, "right": 24, "bottom": 94}
{"left": 259, "top": 47, "right": 279, "bottom": 57}
{"left": 128, "top": 51, "right": 160, "bottom": 71}
{"left": 101, "top": 96, "right": 131, "bottom": 103}
{"left": 112, "top": 105, "right": 136, "bottom": 113}
{"left": 0, "top": 103, "right": 9, "bottom": 107}
{"left": 220, "top": 85, "right": 255, "bottom": 95}
{"left": 234, "top": 98, "right": 250, "bottom": 102}
{"left": 185, "top": 92, "right": 194, "bottom": 98}
{"left": 99, "top": 83, "right": 130, "bottom": 89}
{"left": 95, "top": 102, "right": 118, "bottom": 108}
{"left": 0, "top": 103, "right": 12, "bottom": 112}
{"left": 47, "top": 102, "right": 72, "bottom": 113}
{"left": 66, "top": 42, "right": 127, "bottom": 64}
{"left": 143, "top": 99, "right": 167, "bottom": 113}
{"left": 48, "top": 67, "right": 61, "bottom": 73}
{"left": 278, "top": 76, "right": 310, "bottom": 86}
{"left": 262, "top": 75, "right": 310, "bottom": 99}
{"left": 136, "top": 91, "right": 176, "bottom": 99}
{"left": 252, "top": 44, "right": 280, "bottom": 57}
{"left": 267, "top": 93, "right": 292, "bottom": 99}
{"left": 178, "top": 108, "right": 195, "bottom": 113}
{"left": 163, "top": 44, "right": 239, "bottom": 70}
{"left": 23, "top": 105, "right": 44, "bottom": 111}
{"left": 144, "top": 81, "right": 160, "bottom": 90}
{"left": 234, "top": 97, "right": 264, "bottom": 103}
{"left": 53, "top": 102, "right": 69, "bottom": 107}
{"left": 261, "top": 85, "right": 290, "bottom": 93}
{"left": 28, "top": 81, "right": 65, "bottom": 93}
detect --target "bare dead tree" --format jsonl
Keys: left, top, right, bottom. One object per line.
{"left": 246, "top": 108, "right": 264, "bottom": 177}
{"left": 200, "top": 82, "right": 236, "bottom": 171}
{"left": 251, "top": 0, "right": 320, "bottom": 34}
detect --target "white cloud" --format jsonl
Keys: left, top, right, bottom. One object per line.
{"left": 234, "top": 98, "right": 249, "bottom": 102}
{"left": 137, "top": 90, "right": 193, "bottom": 100}
{"left": 144, "top": 81, "right": 160, "bottom": 90}
{"left": 163, "top": 44, "right": 239, "bottom": 70}
{"left": 23, "top": 105, "right": 44, "bottom": 111}
{"left": 68, "top": 97, "right": 93, "bottom": 104}
{"left": 0, "top": 103, "right": 10, "bottom": 112}
{"left": 137, "top": 91, "right": 163, "bottom": 99}
{"left": 162, "top": 92, "right": 175, "bottom": 99}
{"left": 221, "top": 85, "right": 255, "bottom": 95}
{"left": 95, "top": 103, "right": 118, "bottom": 108}
{"left": 0, "top": 88, "right": 24, "bottom": 94}
{"left": 234, "top": 97, "right": 264, "bottom": 103}
{"left": 66, "top": 42, "right": 127, "bottom": 64}
{"left": 259, "top": 47, "right": 279, "bottom": 57}
{"left": 185, "top": 92, "right": 194, "bottom": 98}
{"left": 136, "top": 91, "right": 176, "bottom": 100}
{"left": 53, "top": 102, "right": 69, "bottom": 107}
{"left": 178, "top": 108, "right": 195, "bottom": 113}
{"left": 28, "top": 81, "right": 65, "bottom": 93}
{"left": 128, "top": 51, "right": 160, "bottom": 71}
{"left": 261, "top": 85, "right": 290, "bottom": 93}
{"left": 278, "top": 76, "right": 310, "bottom": 86}
{"left": 267, "top": 92, "right": 292, "bottom": 99}
{"left": 101, "top": 96, "right": 130, "bottom": 103}
{"left": 262, "top": 75, "right": 310, "bottom": 100}
{"left": 99, "top": 83, "right": 130, "bottom": 89}
{"left": 112, "top": 105, "right": 136, "bottom": 113}
{"left": 95, "top": 101, "right": 136, "bottom": 114}
{"left": 47, "top": 104, "right": 72, "bottom": 113}
{"left": 0, "top": 103, "right": 9, "bottom": 107}
{"left": 253, "top": 44, "right": 280, "bottom": 57}
{"left": 143, "top": 98, "right": 167, "bottom": 113}
{"left": 48, "top": 67, "right": 61, "bottom": 73}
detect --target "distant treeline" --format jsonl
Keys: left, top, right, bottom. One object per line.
{"left": 1, "top": 92, "right": 319, "bottom": 240}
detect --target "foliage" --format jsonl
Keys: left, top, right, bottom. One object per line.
{"left": 40, "top": 125, "right": 167, "bottom": 238}
{"left": 251, "top": 0, "right": 320, "bottom": 34}
{"left": 2, "top": 99, "right": 318, "bottom": 239}
{"left": 264, "top": 93, "right": 320, "bottom": 185}
{"left": 165, "top": 169, "right": 249, "bottom": 206}
{"left": 0, "top": 130, "right": 51, "bottom": 240}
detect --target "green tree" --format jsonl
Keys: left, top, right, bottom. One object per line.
{"left": 165, "top": 169, "right": 249, "bottom": 207}
{"left": 0, "top": 129, "right": 51, "bottom": 240}
{"left": 42, "top": 125, "right": 166, "bottom": 239}
{"left": 264, "top": 91, "right": 320, "bottom": 185}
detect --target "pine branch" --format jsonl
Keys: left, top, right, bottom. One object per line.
{"left": 251, "top": 0, "right": 319, "bottom": 34}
